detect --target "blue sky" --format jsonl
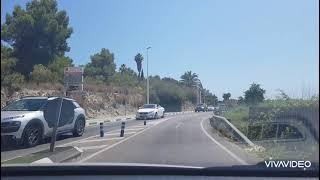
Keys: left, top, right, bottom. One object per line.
{"left": 1, "top": 0, "right": 319, "bottom": 99}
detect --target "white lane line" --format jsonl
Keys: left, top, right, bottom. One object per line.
{"left": 80, "top": 145, "right": 109, "bottom": 150}
{"left": 129, "top": 125, "right": 146, "bottom": 128}
{"left": 59, "top": 126, "right": 146, "bottom": 147}
{"left": 80, "top": 117, "right": 173, "bottom": 162}
{"left": 200, "top": 118, "right": 248, "bottom": 165}
{"left": 78, "top": 137, "right": 124, "bottom": 143}
{"left": 124, "top": 128, "right": 145, "bottom": 131}
{"left": 58, "top": 135, "right": 99, "bottom": 147}
{"left": 103, "top": 132, "right": 136, "bottom": 136}
{"left": 62, "top": 132, "right": 136, "bottom": 146}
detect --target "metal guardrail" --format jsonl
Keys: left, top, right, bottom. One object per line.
{"left": 211, "top": 114, "right": 255, "bottom": 147}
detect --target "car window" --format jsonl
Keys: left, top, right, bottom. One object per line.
{"left": 2, "top": 99, "right": 47, "bottom": 111}
{"left": 142, "top": 104, "right": 156, "bottom": 109}
{"left": 59, "top": 100, "right": 75, "bottom": 126}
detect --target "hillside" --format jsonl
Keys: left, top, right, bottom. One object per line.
{"left": 1, "top": 83, "right": 195, "bottom": 119}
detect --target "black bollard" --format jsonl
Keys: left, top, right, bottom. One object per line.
{"left": 144, "top": 120, "right": 146, "bottom": 126}
{"left": 120, "top": 122, "right": 125, "bottom": 137}
{"left": 100, "top": 122, "right": 104, "bottom": 137}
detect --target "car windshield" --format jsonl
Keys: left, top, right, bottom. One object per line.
{"left": 2, "top": 99, "right": 47, "bottom": 111}
{"left": 142, "top": 104, "right": 156, "bottom": 109}
{"left": 0, "top": 0, "right": 318, "bottom": 174}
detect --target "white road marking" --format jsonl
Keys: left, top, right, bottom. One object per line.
{"left": 80, "top": 145, "right": 109, "bottom": 150}
{"left": 80, "top": 117, "right": 173, "bottom": 162}
{"left": 31, "top": 157, "right": 53, "bottom": 164}
{"left": 78, "top": 137, "right": 124, "bottom": 143}
{"left": 58, "top": 135, "right": 99, "bottom": 147}
{"left": 129, "top": 125, "right": 146, "bottom": 128}
{"left": 200, "top": 118, "right": 248, "bottom": 165}
{"left": 103, "top": 131, "right": 136, "bottom": 136}
{"left": 124, "top": 128, "right": 145, "bottom": 131}
{"left": 74, "top": 146, "right": 84, "bottom": 153}
{"left": 58, "top": 125, "right": 144, "bottom": 147}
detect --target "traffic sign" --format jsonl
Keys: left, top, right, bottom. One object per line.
{"left": 64, "top": 67, "right": 84, "bottom": 91}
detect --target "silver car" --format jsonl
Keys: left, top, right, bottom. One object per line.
{"left": 1, "top": 96, "right": 86, "bottom": 147}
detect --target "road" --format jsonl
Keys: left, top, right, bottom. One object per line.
{"left": 80, "top": 112, "right": 258, "bottom": 167}
{"left": 2, "top": 112, "right": 259, "bottom": 167}
{"left": 1, "top": 118, "right": 142, "bottom": 162}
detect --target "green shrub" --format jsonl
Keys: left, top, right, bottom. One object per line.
{"left": 30, "top": 64, "right": 57, "bottom": 84}
{"left": 48, "top": 56, "right": 73, "bottom": 83}
{"left": 2, "top": 72, "right": 25, "bottom": 92}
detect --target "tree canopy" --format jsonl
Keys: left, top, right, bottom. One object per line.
{"left": 180, "top": 71, "right": 199, "bottom": 87}
{"left": 244, "top": 83, "right": 266, "bottom": 105}
{"left": 84, "top": 48, "right": 116, "bottom": 82}
{"left": 134, "top": 53, "right": 143, "bottom": 77}
{"left": 223, "top": 93, "right": 231, "bottom": 101}
{"left": 1, "top": 0, "right": 73, "bottom": 76}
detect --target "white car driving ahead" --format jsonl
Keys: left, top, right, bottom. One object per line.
{"left": 136, "top": 104, "right": 165, "bottom": 120}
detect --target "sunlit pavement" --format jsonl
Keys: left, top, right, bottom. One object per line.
{"left": 2, "top": 112, "right": 260, "bottom": 166}
{"left": 69, "top": 112, "right": 259, "bottom": 167}
{"left": 1, "top": 112, "right": 192, "bottom": 162}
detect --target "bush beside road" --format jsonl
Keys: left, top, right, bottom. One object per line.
{"left": 220, "top": 98, "right": 319, "bottom": 161}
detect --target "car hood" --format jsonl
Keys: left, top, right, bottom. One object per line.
{"left": 138, "top": 109, "right": 156, "bottom": 113}
{"left": 1, "top": 111, "right": 35, "bottom": 122}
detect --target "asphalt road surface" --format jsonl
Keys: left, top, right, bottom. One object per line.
{"left": 1, "top": 112, "right": 259, "bottom": 167}
{"left": 1, "top": 117, "right": 143, "bottom": 162}
{"left": 76, "top": 112, "right": 259, "bottom": 167}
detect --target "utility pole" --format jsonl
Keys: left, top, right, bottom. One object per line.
{"left": 199, "top": 88, "right": 202, "bottom": 104}
{"left": 146, "top": 46, "right": 151, "bottom": 104}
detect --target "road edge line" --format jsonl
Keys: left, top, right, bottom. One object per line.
{"left": 80, "top": 117, "right": 172, "bottom": 162}
{"left": 200, "top": 118, "right": 248, "bottom": 165}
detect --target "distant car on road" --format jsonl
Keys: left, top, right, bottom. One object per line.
{"left": 1, "top": 96, "right": 86, "bottom": 147}
{"left": 195, "top": 104, "right": 208, "bottom": 112}
{"left": 136, "top": 104, "right": 165, "bottom": 120}
{"left": 207, "top": 106, "right": 215, "bottom": 111}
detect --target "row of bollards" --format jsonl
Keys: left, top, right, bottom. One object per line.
{"left": 99, "top": 120, "right": 147, "bottom": 137}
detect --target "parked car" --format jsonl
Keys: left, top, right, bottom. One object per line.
{"left": 207, "top": 106, "right": 215, "bottom": 111}
{"left": 1, "top": 96, "right": 86, "bottom": 147}
{"left": 136, "top": 104, "right": 165, "bottom": 120}
{"left": 195, "top": 104, "right": 208, "bottom": 112}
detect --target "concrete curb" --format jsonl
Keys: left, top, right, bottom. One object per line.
{"left": 31, "top": 146, "right": 83, "bottom": 164}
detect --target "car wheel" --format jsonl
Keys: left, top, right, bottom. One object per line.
{"left": 73, "top": 118, "right": 85, "bottom": 137}
{"left": 23, "top": 123, "right": 42, "bottom": 148}
{"left": 161, "top": 112, "right": 164, "bottom": 118}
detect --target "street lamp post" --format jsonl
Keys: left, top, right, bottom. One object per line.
{"left": 146, "top": 46, "right": 151, "bottom": 104}
{"left": 199, "top": 89, "right": 202, "bottom": 104}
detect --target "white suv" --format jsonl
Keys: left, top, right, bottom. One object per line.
{"left": 1, "top": 96, "right": 86, "bottom": 147}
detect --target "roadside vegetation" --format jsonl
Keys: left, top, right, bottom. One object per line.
{"left": 1, "top": 0, "right": 219, "bottom": 113}
{"left": 222, "top": 83, "right": 319, "bottom": 160}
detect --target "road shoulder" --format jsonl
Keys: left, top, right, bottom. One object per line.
{"left": 201, "top": 118, "right": 263, "bottom": 165}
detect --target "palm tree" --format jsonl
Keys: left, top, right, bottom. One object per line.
{"left": 134, "top": 53, "right": 143, "bottom": 77}
{"left": 222, "top": 93, "right": 231, "bottom": 102}
{"left": 180, "top": 71, "right": 199, "bottom": 87}
{"left": 140, "top": 68, "right": 144, "bottom": 79}
{"left": 119, "top": 64, "right": 126, "bottom": 74}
